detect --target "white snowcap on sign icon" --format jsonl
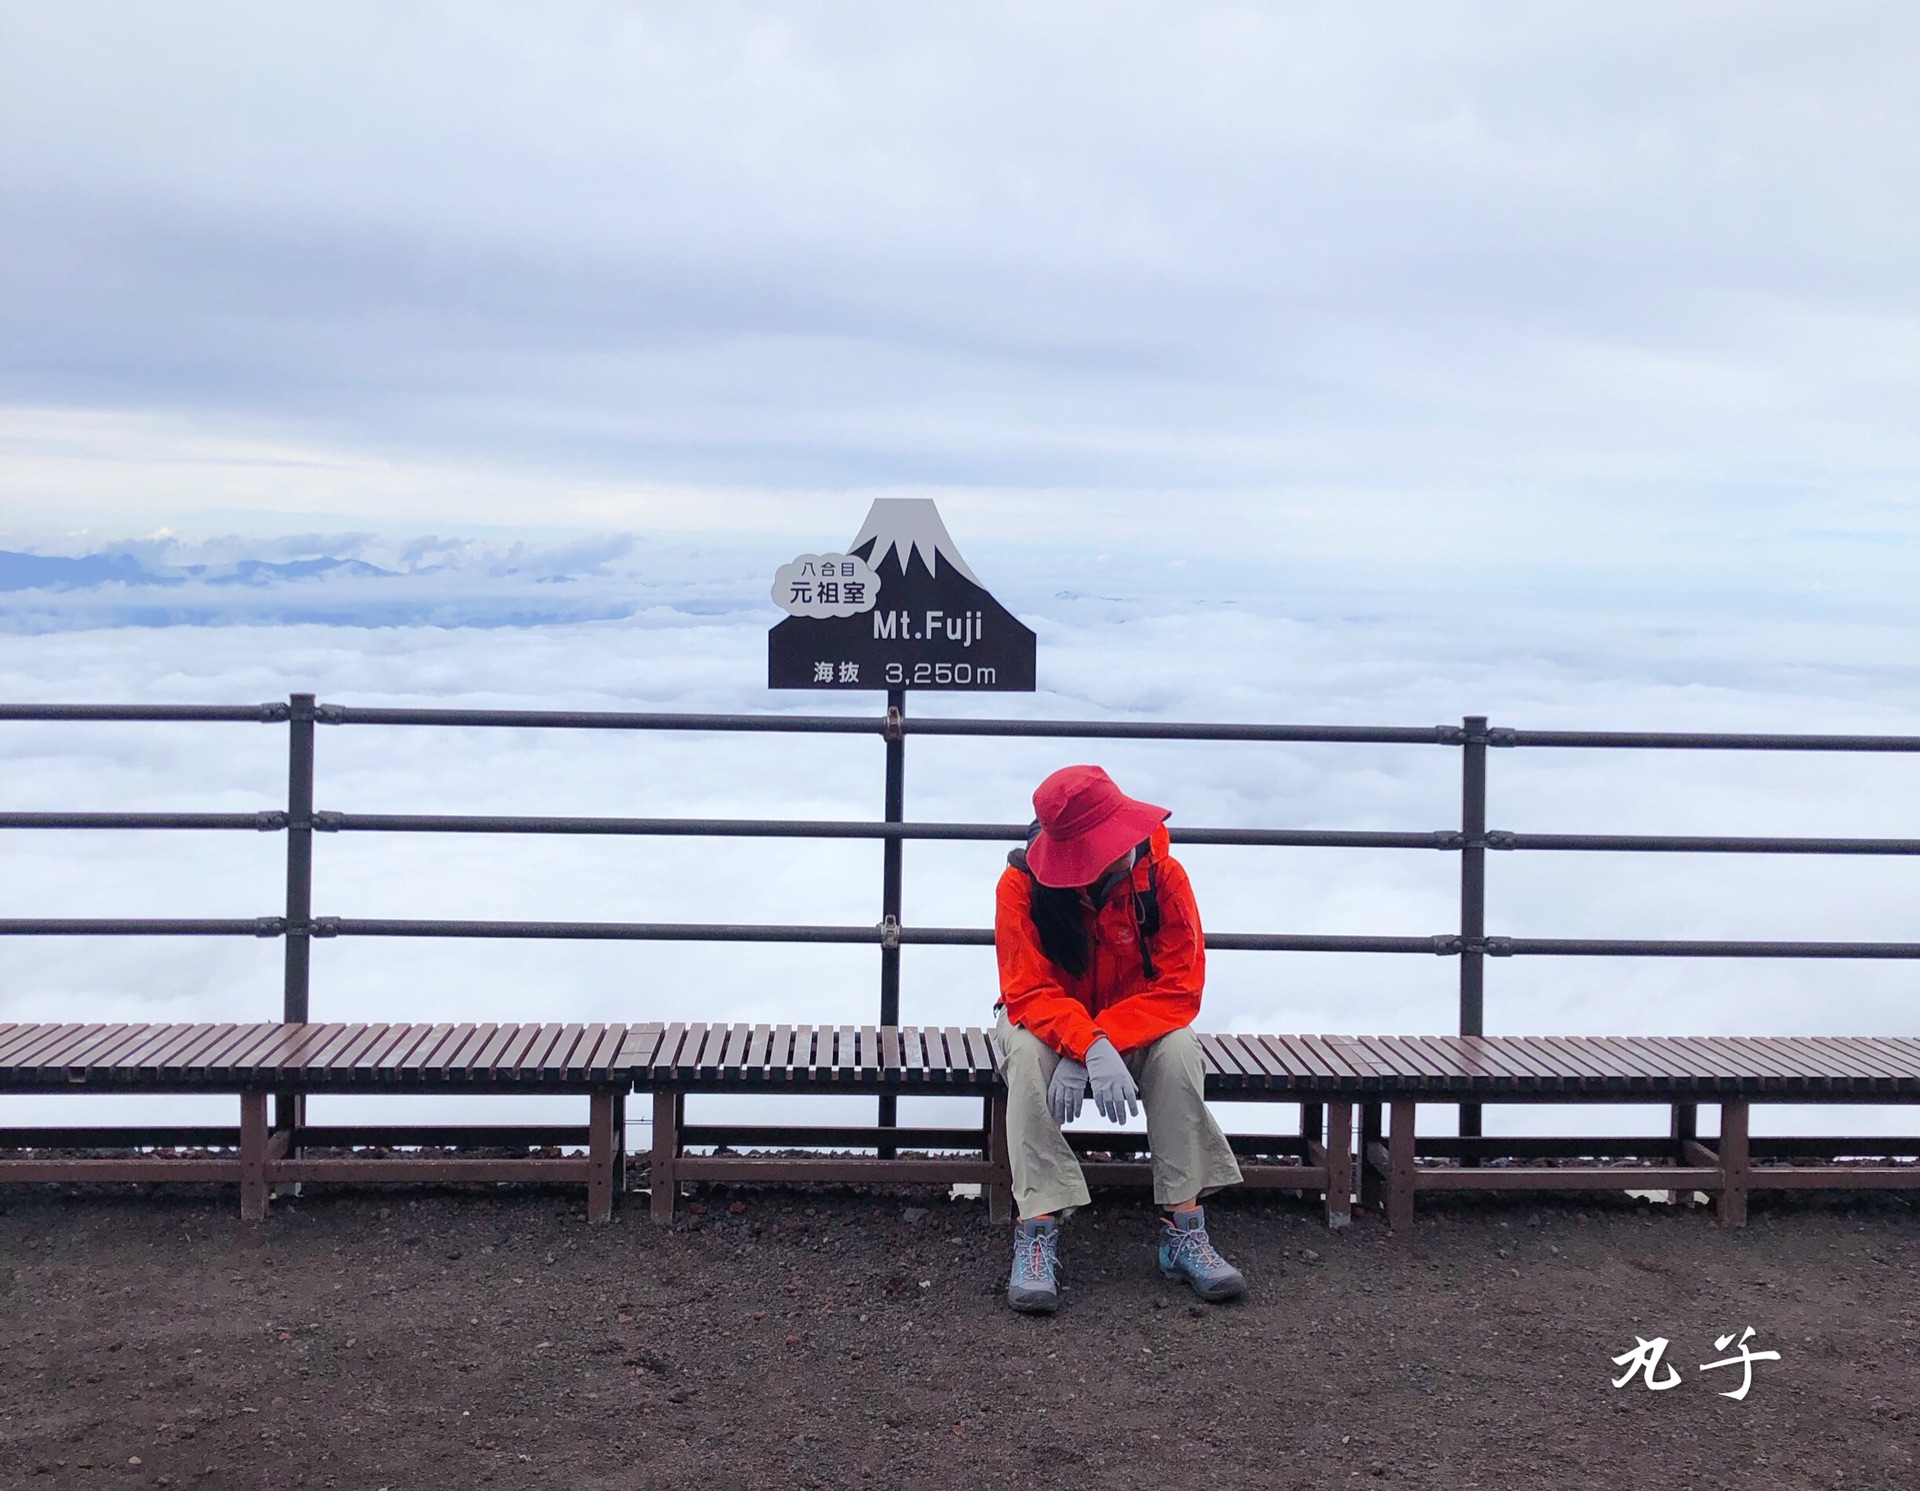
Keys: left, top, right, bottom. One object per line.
{"left": 849, "top": 498, "right": 982, "bottom": 585}
{"left": 771, "top": 552, "right": 882, "bottom": 618}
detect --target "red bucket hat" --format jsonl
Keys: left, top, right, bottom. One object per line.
{"left": 1025, "top": 765, "right": 1170, "bottom": 888}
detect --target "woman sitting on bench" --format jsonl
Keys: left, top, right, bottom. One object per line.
{"left": 993, "top": 764, "right": 1247, "bottom": 1314}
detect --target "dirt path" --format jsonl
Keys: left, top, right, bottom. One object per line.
{"left": 1, "top": 1184, "right": 1914, "bottom": 1489}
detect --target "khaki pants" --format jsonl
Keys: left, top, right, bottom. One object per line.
{"left": 994, "top": 1013, "right": 1243, "bottom": 1220}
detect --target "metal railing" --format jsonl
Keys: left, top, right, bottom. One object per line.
{"left": 6, "top": 695, "right": 1920, "bottom": 1134}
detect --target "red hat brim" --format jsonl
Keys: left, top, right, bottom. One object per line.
{"left": 1025, "top": 795, "right": 1169, "bottom": 888}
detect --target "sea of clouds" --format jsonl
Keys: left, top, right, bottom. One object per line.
{"left": 3, "top": 530, "right": 1917, "bottom": 1140}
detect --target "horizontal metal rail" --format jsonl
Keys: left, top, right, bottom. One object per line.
{"left": 7, "top": 917, "right": 1917, "bottom": 958}
{"left": 1487, "top": 937, "right": 1920, "bottom": 959}
{"left": 305, "top": 918, "right": 1455, "bottom": 953}
{"left": 13, "top": 814, "right": 1920, "bottom": 859}
{"left": 1501, "top": 728, "right": 1920, "bottom": 752}
{"left": 316, "top": 703, "right": 1464, "bottom": 744}
{"left": 0, "top": 703, "right": 288, "bottom": 723}
{"left": 317, "top": 705, "right": 884, "bottom": 733}
{"left": 9, "top": 703, "right": 1918, "bottom": 751}
{"left": 0, "top": 917, "right": 286, "bottom": 936}
{"left": 307, "top": 811, "right": 1461, "bottom": 849}
{"left": 0, "top": 811, "right": 287, "bottom": 831}
{"left": 1489, "top": 831, "right": 1920, "bottom": 855}
{"left": 314, "top": 917, "right": 956, "bottom": 943}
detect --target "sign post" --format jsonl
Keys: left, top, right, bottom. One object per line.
{"left": 770, "top": 499, "right": 1036, "bottom": 1148}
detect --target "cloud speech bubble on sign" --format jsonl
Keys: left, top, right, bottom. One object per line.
{"left": 771, "top": 552, "right": 882, "bottom": 618}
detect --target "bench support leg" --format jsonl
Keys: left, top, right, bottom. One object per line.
{"left": 1387, "top": 1100, "right": 1417, "bottom": 1232}
{"left": 1359, "top": 1102, "right": 1383, "bottom": 1213}
{"left": 240, "top": 1091, "right": 269, "bottom": 1223}
{"left": 1300, "top": 1101, "right": 1323, "bottom": 1161}
{"left": 588, "top": 1089, "right": 617, "bottom": 1224}
{"left": 1669, "top": 1102, "right": 1698, "bottom": 1207}
{"left": 986, "top": 1092, "right": 1013, "bottom": 1225}
{"left": 1717, "top": 1101, "right": 1749, "bottom": 1228}
{"left": 1322, "top": 1100, "right": 1352, "bottom": 1230}
{"left": 270, "top": 1092, "right": 304, "bottom": 1198}
{"left": 613, "top": 1091, "right": 627, "bottom": 1196}
{"left": 649, "top": 1090, "right": 681, "bottom": 1225}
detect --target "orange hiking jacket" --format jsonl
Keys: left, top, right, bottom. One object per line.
{"left": 994, "top": 824, "right": 1205, "bottom": 1060}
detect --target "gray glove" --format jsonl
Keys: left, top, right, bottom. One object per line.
{"left": 1084, "top": 1037, "right": 1140, "bottom": 1123}
{"left": 1046, "top": 1057, "right": 1088, "bottom": 1125}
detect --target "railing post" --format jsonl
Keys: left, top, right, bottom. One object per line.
{"left": 1459, "top": 714, "right": 1487, "bottom": 1146}
{"left": 879, "top": 688, "right": 906, "bottom": 1153}
{"left": 279, "top": 693, "right": 315, "bottom": 1140}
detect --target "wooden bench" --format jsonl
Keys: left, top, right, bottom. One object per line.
{"left": 7, "top": 1022, "right": 1918, "bottom": 1231}
{"left": 0, "top": 1021, "right": 641, "bottom": 1221}
{"left": 1340, "top": 1034, "right": 1920, "bottom": 1230}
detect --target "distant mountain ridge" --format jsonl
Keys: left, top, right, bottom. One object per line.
{"left": 0, "top": 550, "right": 398, "bottom": 592}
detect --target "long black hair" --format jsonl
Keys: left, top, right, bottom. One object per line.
{"left": 1010, "top": 823, "right": 1160, "bottom": 980}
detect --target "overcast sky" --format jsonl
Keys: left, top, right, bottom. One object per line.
{"left": 3, "top": 1, "right": 1917, "bottom": 600}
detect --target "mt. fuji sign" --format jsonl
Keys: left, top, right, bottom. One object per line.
{"left": 768, "top": 499, "right": 1036, "bottom": 692}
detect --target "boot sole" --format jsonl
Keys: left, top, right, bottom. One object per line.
{"left": 1007, "top": 1290, "right": 1059, "bottom": 1315}
{"left": 1160, "top": 1265, "right": 1247, "bottom": 1302}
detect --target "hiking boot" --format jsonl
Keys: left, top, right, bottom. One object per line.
{"left": 1006, "top": 1216, "right": 1060, "bottom": 1314}
{"left": 1158, "top": 1206, "right": 1247, "bottom": 1302}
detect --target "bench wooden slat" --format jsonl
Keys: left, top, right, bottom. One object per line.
{"left": 536, "top": 1024, "right": 585, "bottom": 1079}
{"left": 0, "top": 1024, "right": 87, "bottom": 1069}
{"left": 363, "top": 1022, "right": 432, "bottom": 1075}
{"left": 769, "top": 1023, "right": 796, "bottom": 1078}
{"left": 121, "top": 1022, "right": 210, "bottom": 1078}
{"left": 575, "top": 1023, "right": 622, "bottom": 1081}
{"left": 61, "top": 1023, "right": 156, "bottom": 1076}
{"left": 565, "top": 1023, "right": 609, "bottom": 1081}
{"left": 39, "top": 1023, "right": 131, "bottom": 1074}
{"left": 215, "top": 1024, "right": 301, "bottom": 1080}
{"left": 507, "top": 1022, "right": 562, "bottom": 1078}
{"left": 1793, "top": 1037, "right": 1903, "bottom": 1089}
{"left": 321, "top": 1024, "right": 386, "bottom": 1073}
{"left": 1603, "top": 1037, "right": 1702, "bottom": 1087}
{"left": 1457, "top": 1035, "right": 1553, "bottom": 1090}
{"left": 32, "top": 1023, "right": 115, "bottom": 1071}
{"left": 1663, "top": 1035, "right": 1766, "bottom": 1087}
{"left": 433, "top": 1022, "right": 488, "bottom": 1076}
{"left": 1317, "top": 1035, "right": 1385, "bottom": 1084}
{"left": 1567, "top": 1036, "right": 1669, "bottom": 1090}
{"left": 183, "top": 1025, "right": 265, "bottom": 1079}
{"left": 412, "top": 1022, "right": 474, "bottom": 1077}
{"left": 609, "top": 1023, "right": 663, "bottom": 1080}
{"left": 364, "top": 1023, "right": 427, "bottom": 1075}
{"left": 468, "top": 1022, "right": 528, "bottom": 1076}
{"left": 1806, "top": 1036, "right": 1904, "bottom": 1084}
{"left": 244, "top": 1023, "right": 339, "bottom": 1079}
{"left": 1708, "top": 1037, "right": 1805, "bottom": 1088}
{"left": 1257, "top": 1034, "right": 1335, "bottom": 1085}
{"left": 386, "top": 1023, "right": 454, "bottom": 1075}
{"left": 1529, "top": 1036, "right": 1611, "bottom": 1091}
{"left": 1233, "top": 1032, "right": 1290, "bottom": 1083}
{"left": 1738, "top": 1035, "right": 1841, "bottom": 1088}
{"left": 1368, "top": 1035, "right": 1458, "bottom": 1089}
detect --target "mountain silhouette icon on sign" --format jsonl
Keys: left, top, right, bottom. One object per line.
{"left": 768, "top": 499, "right": 1036, "bottom": 691}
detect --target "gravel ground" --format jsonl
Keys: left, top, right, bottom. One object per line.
{"left": 1, "top": 1182, "right": 1915, "bottom": 1490}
